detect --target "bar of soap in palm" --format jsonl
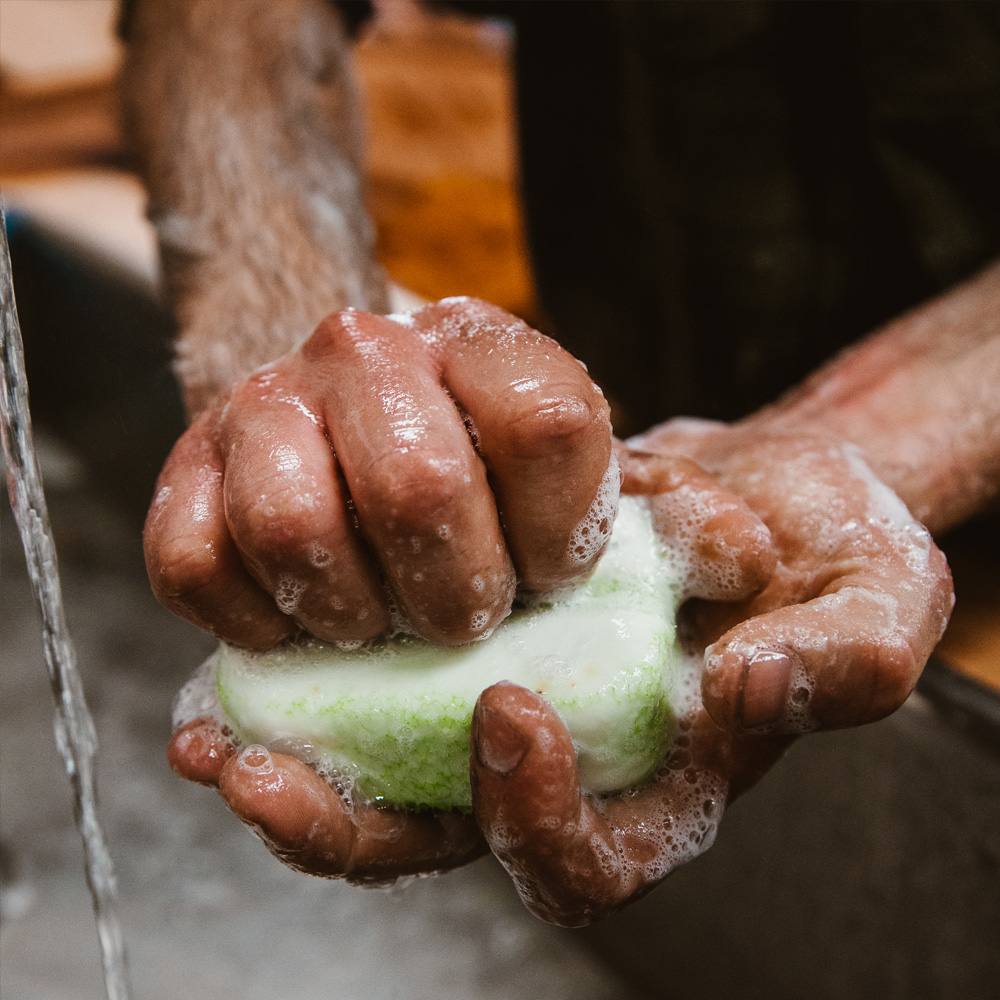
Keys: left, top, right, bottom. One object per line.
{"left": 215, "top": 496, "right": 684, "bottom": 812}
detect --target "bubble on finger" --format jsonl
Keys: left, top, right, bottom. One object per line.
{"left": 567, "top": 452, "right": 621, "bottom": 565}
{"left": 307, "top": 541, "right": 332, "bottom": 568}
{"left": 592, "top": 756, "right": 727, "bottom": 886}
{"left": 484, "top": 811, "right": 527, "bottom": 852}
{"left": 236, "top": 744, "right": 274, "bottom": 775}
{"left": 650, "top": 482, "right": 769, "bottom": 603}
{"left": 783, "top": 662, "right": 817, "bottom": 733}
{"left": 274, "top": 573, "right": 307, "bottom": 615}
{"left": 384, "top": 588, "right": 420, "bottom": 641}
{"left": 386, "top": 310, "right": 416, "bottom": 328}
{"left": 335, "top": 638, "right": 366, "bottom": 652}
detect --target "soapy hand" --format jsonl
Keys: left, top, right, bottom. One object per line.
{"left": 155, "top": 297, "right": 614, "bottom": 882}
{"left": 165, "top": 435, "right": 776, "bottom": 877}
{"left": 145, "top": 297, "right": 616, "bottom": 648}
{"left": 634, "top": 420, "right": 954, "bottom": 734}
{"left": 162, "top": 327, "right": 952, "bottom": 922}
{"left": 468, "top": 423, "right": 953, "bottom": 925}
{"left": 167, "top": 440, "right": 777, "bottom": 885}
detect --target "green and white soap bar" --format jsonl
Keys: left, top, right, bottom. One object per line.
{"left": 212, "top": 495, "right": 685, "bottom": 812}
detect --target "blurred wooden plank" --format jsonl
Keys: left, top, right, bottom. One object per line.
{"left": 0, "top": 82, "right": 121, "bottom": 174}
{"left": 356, "top": 4, "right": 536, "bottom": 317}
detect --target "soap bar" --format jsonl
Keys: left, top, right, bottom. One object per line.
{"left": 213, "top": 496, "right": 684, "bottom": 812}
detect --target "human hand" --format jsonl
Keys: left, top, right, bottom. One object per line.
{"left": 166, "top": 435, "right": 778, "bottom": 890}
{"left": 634, "top": 420, "right": 954, "bottom": 733}
{"left": 165, "top": 379, "right": 952, "bottom": 921}
{"left": 467, "top": 423, "right": 953, "bottom": 924}
{"left": 145, "top": 297, "right": 616, "bottom": 649}
{"left": 159, "top": 296, "right": 616, "bottom": 880}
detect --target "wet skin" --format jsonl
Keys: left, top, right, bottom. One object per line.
{"left": 156, "top": 300, "right": 953, "bottom": 926}
{"left": 145, "top": 297, "right": 614, "bottom": 648}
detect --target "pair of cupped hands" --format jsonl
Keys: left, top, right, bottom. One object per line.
{"left": 149, "top": 298, "right": 953, "bottom": 926}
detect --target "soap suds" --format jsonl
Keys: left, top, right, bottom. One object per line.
{"left": 567, "top": 452, "right": 621, "bottom": 565}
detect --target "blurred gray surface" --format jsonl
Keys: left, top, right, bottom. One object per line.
{"left": 581, "top": 693, "right": 1000, "bottom": 1000}
{"left": 0, "top": 435, "right": 635, "bottom": 1000}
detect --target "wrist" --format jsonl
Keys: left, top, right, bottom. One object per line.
{"left": 123, "top": 0, "right": 389, "bottom": 418}
{"left": 747, "top": 260, "right": 1000, "bottom": 534}
{"left": 169, "top": 244, "right": 388, "bottom": 418}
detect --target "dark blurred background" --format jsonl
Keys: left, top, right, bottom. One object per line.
{"left": 2, "top": 2, "right": 998, "bottom": 997}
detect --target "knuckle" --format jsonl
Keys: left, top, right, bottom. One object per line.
{"left": 302, "top": 309, "right": 378, "bottom": 362}
{"left": 365, "top": 451, "right": 470, "bottom": 527}
{"left": 504, "top": 389, "right": 608, "bottom": 458}
{"left": 232, "top": 487, "right": 326, "bottom": 562}
{"left": 151, "top": 535, "right": 225, "bottom": 602}
{"left": 866, "top": 637, "right": 920, "bottom": 717}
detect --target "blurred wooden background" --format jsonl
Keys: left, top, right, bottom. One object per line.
{"left": 0, "top": 0, "right": 536, "bottom": 317}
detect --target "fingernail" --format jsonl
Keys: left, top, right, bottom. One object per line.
{"left": 738, "top": 651, "right": 796, "bottom": 729}
{"left": 474, "top": 703, "right": 528, "bottom": 776}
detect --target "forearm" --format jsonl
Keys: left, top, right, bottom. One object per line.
{"left": 755, "top": 259, "right": 1000, "bottom": 535}
{"left": 121, "top": 0, "right": 388, "bottom": 417}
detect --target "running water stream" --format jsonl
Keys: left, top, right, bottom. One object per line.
{"left": 1, "top": 205, "right": 132, "bottom": 999}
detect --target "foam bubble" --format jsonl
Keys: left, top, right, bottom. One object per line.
{"left": 274, "top": 573, "right": 307, "bottom": 615}
{"left": 567, "top": 452, "right": 621, "bottom": 565}
{"left": 335, "top": 638, "right": 366, "bottom": 652}
{"left": 307, "top": 542, "right": 332, "bottom": 568}
{"left": 237, "top": 744, "right": 274, "bottom": 774}
{"left": 387, "top": 310, "right": 416, "bottom": 327}
{"left": 781, "top": 659, "right": 817, "bottom": 734}
{"left": 172, "top": 650, "right": 222, "bottom": 730}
